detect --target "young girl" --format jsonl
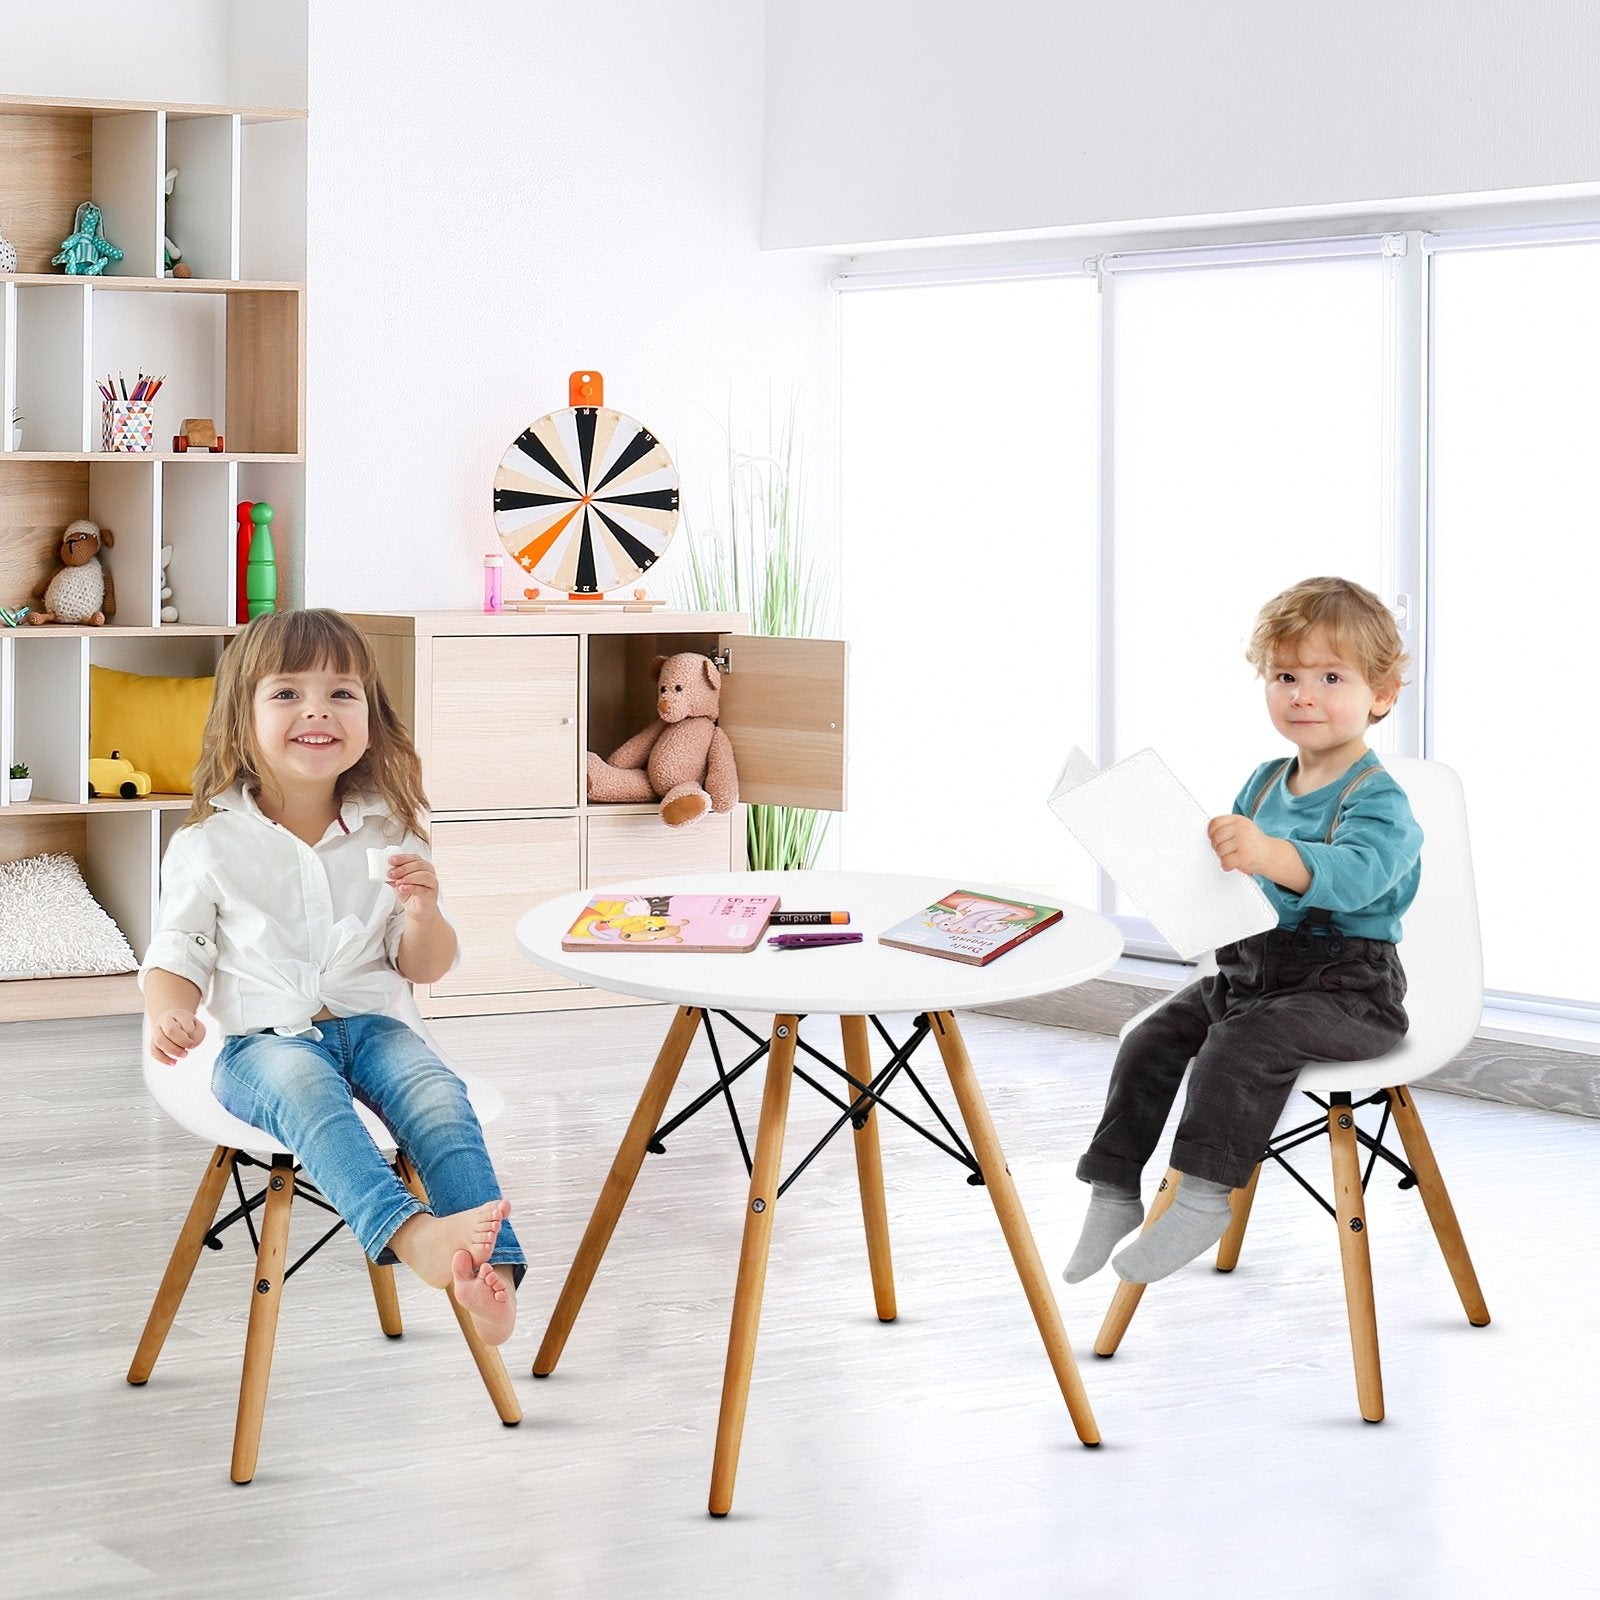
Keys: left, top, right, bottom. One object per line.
{"left": 141, "top": 608, "right": 521, "bottom": 1344}
{"left": 1065, "top": 576, "right": 1422, "bottom": 1286}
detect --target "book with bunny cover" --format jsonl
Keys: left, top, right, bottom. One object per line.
{"left": 561, "top": 892, "right": 780, "bottom": 952}
{"left": 877, "top": 890, "right": 1063, "bottom": 966}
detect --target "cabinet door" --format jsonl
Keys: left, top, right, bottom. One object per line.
{"left": 429, "top": 816, "right": 580, "bottom": 997}
{"left": 428, "top": 636, "right": 578, "bottom": 811}
{"left": 586, "top": 810, "right": 737, "bottom": 886}
{"left": 716, "top": 634, "right": 847, "bottom": 810}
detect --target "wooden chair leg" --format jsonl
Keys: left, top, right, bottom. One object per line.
{"left": 1386, "top": 1086, "right": 1490, "bottom": 1326}
{"left": 1215, "top": 1164, "right": 1262, "bottom": 1273}
{"left": 841, "top": 1014, "right": 896, "bottom": 1322}
{"left": 1094, "top": 1167, "right": 1180, "bottom": 1357}
{"left": 396, "top": 1155, "right": 522, "bottom": 1425}
{"left": 535, "top": 1005, "right": 702, "bottom": 1377}
{"left": 365, "top": 1259, "right": 404, "bottom": 1338}
{"left": 709, "top": 1014, "right": 800, "bottom": 1517}
{"left": 128, "top": 1145, "right": 237, "bottom": 1385}
{"left": 926, "top": 1011, "right": 1100, "bottom": 1447}
{"left": 1328, "top": 1100, "right": 1384, "bottom": 1422}
{"left": 232, "top": 1155, "right": 295, "bottom": 1483}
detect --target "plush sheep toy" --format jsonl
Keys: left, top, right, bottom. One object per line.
{"left": 30, "top": 519, "right": 116, "bottom": 626}
{"left": 586, "top": 651, "right": 738, "bottom": 827}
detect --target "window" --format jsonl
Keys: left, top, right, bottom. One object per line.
{"left": 1429, "top": 239, "right": 1600, "bottom": 1007}
{"left": 838, "top": 278, "right": 1098, "bottom": 901}
{"left": 836, "top": 228, "right": 1600, "bottom": 1019}
{"left": 1106, "top": 252, "right": 1395, "bottom": 942}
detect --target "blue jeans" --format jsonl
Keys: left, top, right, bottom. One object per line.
{"left": 214, "top": 1014, "right": 524, "bottom": 1276}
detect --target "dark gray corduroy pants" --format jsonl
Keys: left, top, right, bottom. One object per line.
{"left": 1077, "top": 925, "right": 1409, "bottom": 1192}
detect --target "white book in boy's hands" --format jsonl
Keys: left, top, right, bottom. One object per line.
{"left": 1047, "top": 747, "right": 1277, "bottom": 959}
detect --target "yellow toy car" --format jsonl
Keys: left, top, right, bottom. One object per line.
{"left": 88, "top": 751, "right": 153, "bottom": 799}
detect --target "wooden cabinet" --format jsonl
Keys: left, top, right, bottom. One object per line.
{"left": 0, "top": 93, "right": 306, "bottom": 1024}
{"left": 349, "top": 610, "right": 848, "bottom": 1017}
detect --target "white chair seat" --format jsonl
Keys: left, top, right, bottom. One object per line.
{"left": 144, "top": 1039, "right": 505, "bottom": 1157}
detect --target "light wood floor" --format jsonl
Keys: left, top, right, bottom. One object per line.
{"left": 1, "top": 1004, "right": 1595, "bottom": 1599}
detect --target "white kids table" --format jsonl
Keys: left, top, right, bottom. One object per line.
{"left": 514, "top": 869, "right": 1123, "bottom": 1515}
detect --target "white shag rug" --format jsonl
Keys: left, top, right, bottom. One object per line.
{"left": 0, "top": 852, "right": 139, "bottom": 979}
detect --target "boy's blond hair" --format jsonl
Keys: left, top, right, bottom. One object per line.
{"left": 1245, "top": 577, "right": 1408, "bottom": 724}
{"left": 186, "top": 609, "right": 429, "bottom": 835}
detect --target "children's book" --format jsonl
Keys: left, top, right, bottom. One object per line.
{"left": 877, "top": 890, "right": 1063, "bottom": 966}
{"left": 560, "top": 892, "right": 781, "bottom": 953}
{"left": 1046, "top": 746, "right": 1277, "bottom": 959}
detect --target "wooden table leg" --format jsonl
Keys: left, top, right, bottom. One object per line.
{"left": 1095, "top": 1167, "right": 1180, "bottom": 1357}
{"left": 926, "top": 1011, "right": 1101, "bottom": 1446}
{"left": 535, "top": 1005, "right": 702, "bottom": 1377}
{"left": 128, "top": 1145, "right": 236, "bottom": 1385}
{"left": 709, "top": 1014, "right": 800, "bottom": 1516}
{"left": 1386, "top": 1086, "right": 1489, "bottom": 1327}
{"left": 841, "top": 1014, "right": 896, "bottom": 1322}
{"left": 1329, "top": 1100, "right": 1384, "bottom": 1422}
{"left": 232, "top": 1155, "right": 294, "bottom": 1484}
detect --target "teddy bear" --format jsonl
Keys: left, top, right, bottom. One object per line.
{"left": 586, "top": 652, "right": 738, "bottom": 827}
{"left": 29, "top": 519, "right": 116, "bottom": 626}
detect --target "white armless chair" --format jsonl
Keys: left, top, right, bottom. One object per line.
{"left": 1094, "top": 756, "right": 1490, "bottom": 1422}
{"left": 127, "top": 997, "right": 522, "bottom": 1482}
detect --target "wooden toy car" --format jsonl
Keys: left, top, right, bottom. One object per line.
{"left": 88, "top": 752, "right": 153, "bottom": 798}
{"left": 172, "top": 417, "right": 224, "bottom": 453}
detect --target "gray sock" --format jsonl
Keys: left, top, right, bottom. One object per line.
{"left": 1062, "top": 1181, "right": 1145, "bottom": 1284}
{"left": 1112, "top": 1175, "right": 1233, "bottom": 1284}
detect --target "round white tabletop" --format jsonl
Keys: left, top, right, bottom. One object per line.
{"left": 515, "top": 870, "right": 1123, "bottom": 1015}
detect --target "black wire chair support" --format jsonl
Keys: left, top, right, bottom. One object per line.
{"left": 1260, "top": 1087, "right": 1419, "bottom": 1222}
{"left": 202, "top": 1149, "right": 393, "bottom": 1282}
{"left": 645, "top": 1009, "right": 983, "bottom": 1196}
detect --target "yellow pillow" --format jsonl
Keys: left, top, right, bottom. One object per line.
{"left": 89, "top": 666, "right": 215, "bottom": 794}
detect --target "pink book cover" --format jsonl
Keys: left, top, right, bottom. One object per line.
{"left": 561, "top": 892, "right": 781, "bottom": 953}
{"left": 877, "top": 889, "right": 1063, "bottom": 966}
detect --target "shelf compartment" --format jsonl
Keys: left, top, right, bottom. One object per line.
{"left": 15, "top": 283, "right": 89, "bottom": 452}
{"left": 0, "top": 107, "right": 95, "bottom": 276}
{"left": 0, "top": 460, "right": 89, "bottom": 611}
{"left": 164, "top": 113, "right": 240, "bottom": 282}
{"left": 585, "top": 628, "right": 724, "bottom": 765}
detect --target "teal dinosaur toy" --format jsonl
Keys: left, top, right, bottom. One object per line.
{"left": 53, "top": 201, "right": 124, "bottom": 276}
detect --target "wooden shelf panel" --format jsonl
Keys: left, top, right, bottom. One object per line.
{"left": 0, "top": 93, "right": 304, "bottom": 121}
{"left": 0, "top": 972, "right": 141, "bottom": 1021}
{"left": 0, "top": 274, "right": 306, "bottom": 292}
{"left": 2, "top": 797, "right": 196, "bottom": 816}
{"left": 1, "top": 624, "right": 235, "bottom": 639}
{"left": 1, "top": 452, "right": 305, "bottom": 463}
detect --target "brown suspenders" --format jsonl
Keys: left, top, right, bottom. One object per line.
{"left": 1248, "top": 757, "right": 1381, "bottom": 844}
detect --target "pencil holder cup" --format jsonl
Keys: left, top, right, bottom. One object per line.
{"left": 102, "top": 400, "right": 153, "bottom": 453}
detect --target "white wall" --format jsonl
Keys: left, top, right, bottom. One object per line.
{"left": 763, "top": 0, "right": 1600, "bottom": 249}
{"left": 305, "top": 0, "right": 836, "bottom": 611}
{"left": 1, "top": 0, "right": 230, "bottom": 103}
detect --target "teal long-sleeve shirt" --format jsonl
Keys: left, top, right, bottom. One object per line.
{"left": 1233, "top": 751, "right": 1422, "bottom": 943}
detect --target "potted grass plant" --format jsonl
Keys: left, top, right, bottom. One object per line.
{"left": 678, "top": 404, "right": 836, "bottom": 870}
{"left": 8, "top": 761, "right": 31, "bottom": 802}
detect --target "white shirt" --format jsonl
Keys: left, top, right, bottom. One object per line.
{"left": 140, "top": 785, "right": 451, "bottom": 1037}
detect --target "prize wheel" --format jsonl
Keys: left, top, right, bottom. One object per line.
{"left": 492, "top": 371, "right": 679, "bottom": 597}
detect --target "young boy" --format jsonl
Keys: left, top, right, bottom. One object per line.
{"left": 1065, "top": 576, "right": 1422, "bottom": 1286}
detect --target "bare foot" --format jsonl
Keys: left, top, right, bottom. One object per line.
{"left": 388, "top": 1198, "right": 511, "bottom": 1289}
{"left": 451, "top": 1250, "right": 517, "bottom": 1345}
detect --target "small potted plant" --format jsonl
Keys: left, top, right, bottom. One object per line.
{"left": 8, "top": 761, "right": 31, "bottom": 802}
